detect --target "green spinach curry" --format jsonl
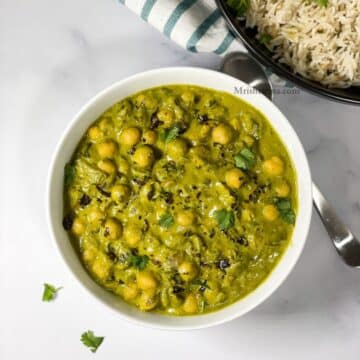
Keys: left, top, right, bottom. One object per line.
{"left": 63, "top": 85, "right": 297, "bottom": 315}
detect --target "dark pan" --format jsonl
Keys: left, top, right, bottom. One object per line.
{"left": 216, "top": 0, "right": 360, "bottom": 105}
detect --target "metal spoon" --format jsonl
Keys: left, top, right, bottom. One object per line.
{"left": 221, "top": 51, "right": 360, "bottom": 268}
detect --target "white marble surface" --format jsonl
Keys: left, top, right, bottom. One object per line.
{"left": 1, "top": 0, "right": 360, "bottom": 359}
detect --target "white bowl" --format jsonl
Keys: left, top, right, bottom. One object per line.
{"left": 47, "top": 67, "right": 312, "bottom": 330}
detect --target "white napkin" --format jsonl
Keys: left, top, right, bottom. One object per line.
{"left": 119, "top": 0, "right": 245, "bottom": 55}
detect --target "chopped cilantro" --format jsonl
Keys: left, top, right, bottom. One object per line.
{"left": 128, "top": 254, "right": 149, "bottom": 270}
{"left": 226, "top": 0, "right": 250, "bottom": 16}
{"left": 80, "top": 331, "right": 104, "bottom": 353}
{"left": 213, "top": 209, "right": 235, "bottom": 231}
{"left": 64, "top": 163, "right": 76, "bottom": 186}
{"left": 273, "top": 197, "right": 296, "bottom": 224}
{"left": 160, "top": 125, "right": 181, "bottom": 143}
{"left": 42, "top": 283, "right": 62, "bottom": 302}
{"left": 158, "top": 212, "right": 175, "bottom": 228}
{"left": 234, "top": 147, "right": 256, "bottom": 170}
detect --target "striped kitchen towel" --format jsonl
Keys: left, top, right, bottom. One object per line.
{"left": 119, "top": 0, "right": 245, "bottom": 55}
{"left": 119, "top": 0, "right": 291, "bottom": 87}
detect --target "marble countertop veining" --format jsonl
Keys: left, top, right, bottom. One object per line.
{"left": 1, "top": 0, "right": 359, "bottom": 359}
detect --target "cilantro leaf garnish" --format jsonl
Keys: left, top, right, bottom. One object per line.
{"left": 192, "top": 279, "right": 210, "bottom": 292}
{"left": 313, "top": 0, "right": 328, "bottom": 7}
{"left": 273, "top": 197, "right": 296, "bottom": 225}
{"left": 226, "top": 0, "right": 250, "bottom": 16}
{"left": 213, "top": 209, "right": 235, "bottom": 231}
{"left": 160, "top": 125, "right": 181, "bottom": 143}
{"left": 128, "top": 254, "right": 149, "bottom": 270}
{"left": 158, "top": 212, "right": 174, "bottom": 228}
{"left": 259, "top": 33, "right": 273, "bottom": 45}
{"left": 42, "top": 283, "right": 62, "bottom": 302}
{"left": 234, "top": 147, "right": 256, "bottom": 170}
{"left": 64, "top": 163, "right": 76, "bottom": 186}
{"left": 80, "top": 330, "right": 104, "bottom": 353}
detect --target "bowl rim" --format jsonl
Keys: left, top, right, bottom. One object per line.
{"left": 46, "top": 66, "right": 313, "bottom": 330}
{"left": 215, "top": 0, "right": 360, "bottom": 106}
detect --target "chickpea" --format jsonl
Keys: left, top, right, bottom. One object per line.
{"left": 243, "top": 135, "right": 255, "bottom": 147}
{"left": 176, "top": 210, "right": 195, "bottom": 227}
{"left": 225, "top": 168, "right": 245, "bottom": 189}
{"left": 208, "top": 106, "right": 225, "bottom": 119}
{"left": 157, "top": 108, "right": 175, "bottom": 126}
{"left": 118, "top": 158, "right": 130, "bottom": 175}
{"left": 242, "top": 113, "right": 254, "bottom": 134}
{"left": 203, "top": 282, "right": 219, "bottom": 304}
{"left": 119, "top": 127, "right": 141, "bottom": 147}
{"left": 122, "top": 283, "right": 138, "bottom": 301}
{"left": 173, "top": 105, "right": 184, "bottom": 120}
{"left": 181, "top": 91, "right": 195, "bottom": 105}
{"left": 138, "top": 290, "right": 158, "bottom": 311}
{"left": 142, "top": 286, "right": 157, "bottom": 298}
{"left": 104, "top": 218, "right": 122, "bottom": 240}
{"left": 162, "top": 180, "right": 176, "bottom": 192}
{"left": 203, "top": 94, "right": 216, "bottom": 108}
{"left": 87, "top": 208, "right": 104, "bottom": 223}
{"left": 275, "top": 181, "right": 290, "bottom": 197}
{"left": 263, "top": 156, "right": 284, "bottom": 176}
{"left": 190, "top": 145, "right": 207, "bottom": 157}
{"left": 82, "top": 246, "right": 97, "bottom": 262}
{"left": 88, "top": 126, "right": 102, "bottom": 140}
{"left": 97, "top": 159, "right": 116, "bottom": 174}
{"left": 241, "top": 208, "right": 253, "bottom": 222}
{"left": 262, "top": 204, "right": 279, "bottom": 221}
{"left": 111, "top": 184, "right": 131, "bottom": 202}
{"left": 135, "top": 94, "right": 146, "bottom": 107}
{"left": 96, "top": 141, "right": 117, "bottom": 158}
{"left": 178, "top": 261, "right": 198, "bottom": 282}
{"left": 99, "top": 118, "right": 112, "bottom": 131}
{"left": 142, "top": 130, "right": 157, "bottom": 145}
{"left": 133, "top": 145, "right": 155, "bottom": 168}
{"left": 189, "top": 145, "right": 209, "bottom": 166}
{"left": 183, "top": 294, "right": 198, "bottom": 314}
{"left": 199, "top": 124, "right": 211, "bottom": 139}
{"left": 72, "top": 217, "right": 85, "bottom": 236}
{"left": 166, "top": 138, "right": 188, "bottom": 159}
{"left": 137, "top": 271, "right": 157, "bottom": 290}
{"left": 92, "top": 258, "right": 110, "bottom": 280}
{"left": 68, "top": 188, "right": 79, "bottom": 208}
{"left": 124, "top": 224, "right": 143, "bottom": 247}
{"left": 212, "top": 124, "right": 233, "bottom": 145}
{"left": 229, "top": 117, "right": 241, "bottom": 131}
{"left": 135, "top": 94, "right": 157, "bottom": 111}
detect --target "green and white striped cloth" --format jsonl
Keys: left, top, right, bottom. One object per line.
{"left": 119, "top": 0, "right": 245, "bottom": 55}
{"left": 119, "top": 0, "right": 291, "bottom": 87}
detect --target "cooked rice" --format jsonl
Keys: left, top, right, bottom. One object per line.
{"left": 245, "top": 0, "right": 360, "bottom": 87}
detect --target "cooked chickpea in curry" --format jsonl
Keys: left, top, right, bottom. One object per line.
{"left": 63, "top": 85, "right": 297, "bottom": 315}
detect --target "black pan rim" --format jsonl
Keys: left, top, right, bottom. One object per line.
{"left": 216, "top": 0, "right": 360, "bottom": 106}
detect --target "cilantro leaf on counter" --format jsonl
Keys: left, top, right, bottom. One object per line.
{"left": 42, "top": 283, "right": 62, "bottom": 302}
{"left": 81, "top": 331, "right": 104, "bottom": 353}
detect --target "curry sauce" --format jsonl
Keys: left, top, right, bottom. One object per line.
{"left": 63, "top": 85, "right": 297, "bottom": 315}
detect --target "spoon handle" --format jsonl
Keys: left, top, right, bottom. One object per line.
{"left": 312, "top": 183, "right": 359, "bottom": 267}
